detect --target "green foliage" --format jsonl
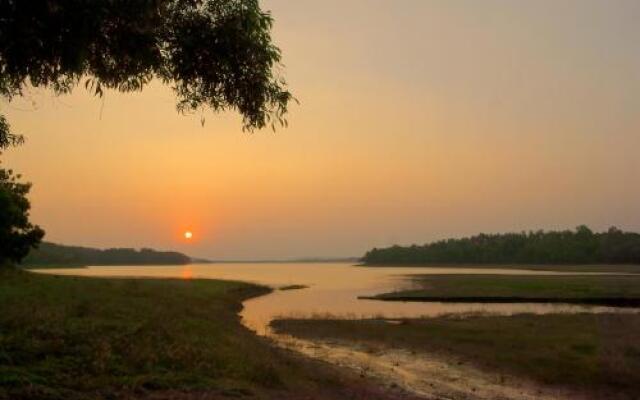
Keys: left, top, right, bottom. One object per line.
{"left": 0, "top": 271, "right": 385, "bottom": 400}
{"left": 0, "top": 0, "right": 293, "bottom": 148}
{"left": 363, "top": 226, "right": 640, "bottom": 265}
{"left": 0, "top": 165, "right": 44, "bottom": 265}
{"left": 0, "top": 116, "right": 22, "bottom": 149}
{"left": 23, "top": 242, "right": 191, "bottom": 267}
{"left": 0, "top": 271, "right": 274, "bottom": 399}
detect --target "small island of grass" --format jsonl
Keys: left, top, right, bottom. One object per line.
{"left": 363, "top": 274, "right": 640, "bottom": 307}
{"left": 279, "top": 284, "right": 309, "bottom": 291}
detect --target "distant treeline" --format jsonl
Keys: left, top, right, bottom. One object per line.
{"left": 363, "top": 226, "right": 640, "bottom": 265}
{"left": 23, "top": 242, "right": 191, "bottom": 267}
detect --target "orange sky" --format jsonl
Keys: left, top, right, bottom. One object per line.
{"left": 2, "top": 0, "right": 640, "bottom": 259}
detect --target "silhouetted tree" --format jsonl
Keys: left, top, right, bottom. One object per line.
{"left": 0, "top": 165, "right": 44, "bottom": 266}
{"left": 0, "top": 115, "right": 22, "bottom": 149}
{"left": 0, "top": 0, "right": 293, "bottom": 146}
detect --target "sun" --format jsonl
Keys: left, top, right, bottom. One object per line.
{"left": 184, "top": 231, "right": 193, "bottom": 240}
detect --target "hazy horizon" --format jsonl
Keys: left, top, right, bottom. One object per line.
{"left": 3, "top": 0, "right": 639, "bottom": 260}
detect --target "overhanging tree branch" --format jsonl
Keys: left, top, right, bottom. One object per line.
{"left": 0, "top": 0, "right": 293, "bottom": 144}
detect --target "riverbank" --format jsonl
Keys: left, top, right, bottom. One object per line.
{"left": 363, "top": 274, "right": 640, "bottom": 306}
{"left": 272, "top": 312, "right": 640, "bottom": 399}
{"left": 362, "top": 263, "right": 640, "bottom": 273}
{"left": 0, "top": 269, "right": 419, "bottom": 400}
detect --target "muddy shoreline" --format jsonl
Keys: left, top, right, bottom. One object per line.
{"left": 240, "top": 293, "right": 569, "bottom": 400}
{"left": 263, "top": 328, "right": 570, "bottom": 400}
{"left": 359, "top": 295, "right": 640, "bottom": 307}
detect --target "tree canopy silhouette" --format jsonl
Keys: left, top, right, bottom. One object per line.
{"left": 363, "top": 226, "right": 640, "bottom": 265}
{"left": 23, "top": 242, "right": 191, "bottom": 267}
{"left": 0, "top": 165, "right": 44, "bottom": 265}
{"left": 0, "top": 0, "right": 293, "bottom": 147}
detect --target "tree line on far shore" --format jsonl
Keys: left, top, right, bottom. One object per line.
{"left": 23, "top": 242, "right": 191, "bottom": 267}
{"left": 362, "top": 226, "right": 640, "bottom": 265}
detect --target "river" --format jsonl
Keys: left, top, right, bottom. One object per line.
{"left": 35, "top": 262, "right": 628, "bottom": 332}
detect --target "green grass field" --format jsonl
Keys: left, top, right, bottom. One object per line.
{"left": 0, "top": 269, "right": 414, "bottom": 400}
{"left": 272, "top": 313, "right": 640, "bottom": 399}
{"left": 365, "top": 274, "right": 640, "bottom": 306}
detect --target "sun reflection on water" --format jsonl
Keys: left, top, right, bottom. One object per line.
{"left": 181, "top": 265, "right": 193, "bottom": 280}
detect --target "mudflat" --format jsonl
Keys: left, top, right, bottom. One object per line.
{"left": 273, "top": 312, "right": 640, "bottom": 399}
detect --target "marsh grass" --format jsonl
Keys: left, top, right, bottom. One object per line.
{"left": 369, "top": 274, "right": 640, "bottom": 306}
{"left": 0, "top": 270, "right": 414, "bottom": 400}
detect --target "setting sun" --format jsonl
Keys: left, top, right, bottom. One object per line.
{"left": 184, "top": 231, "right": 193, "bottom": 240}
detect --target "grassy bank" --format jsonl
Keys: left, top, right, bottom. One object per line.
{"left": 364, "top": 274, "right": 640, "bottom": 306}
{"left": 0, "top": 269, "right": 415, "bottom": 400}
{"left": 272, "top": 313, "right": 640, "bottom": 399}
{"left": 362, "top": 263, "right": 640, "bottom": 273}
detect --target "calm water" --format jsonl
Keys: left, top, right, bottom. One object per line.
{"left": 36, "top": 262, "right": 633, "bottom": 335}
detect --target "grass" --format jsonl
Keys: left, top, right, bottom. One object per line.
{"left": 364, "top": 274, "right": 640, "bottom": 306}
{"left": 362, "top": 263, "right": 640, "bottom": 273}
{"left": 272, "top": 313, "right": 640, "bottom": 399}
{"left": 0, "top": 269, "right": 414, "bottom": 400}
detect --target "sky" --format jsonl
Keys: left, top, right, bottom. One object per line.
{"left": 2, "top": 0, "right": 640, "bottom": 260}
